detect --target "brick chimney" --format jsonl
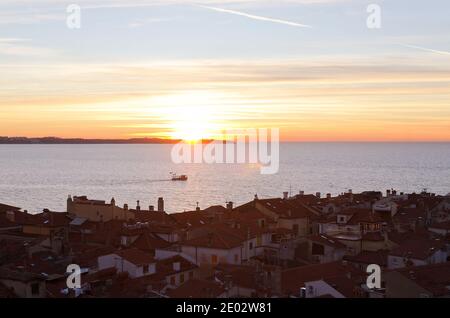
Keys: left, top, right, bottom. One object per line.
{"left": 158, "top": 197, "right": 164, "bottom": 212}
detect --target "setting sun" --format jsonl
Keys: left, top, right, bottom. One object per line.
{"left": 153, "top": 91, "right": 227, "bottom": 142}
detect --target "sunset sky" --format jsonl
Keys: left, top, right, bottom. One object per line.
{"left": 1, "top": 0, "right": 449, "bottom": 141}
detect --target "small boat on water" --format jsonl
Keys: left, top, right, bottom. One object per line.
{"left": 171, "top": 173, "right": 188, "bottom": 181}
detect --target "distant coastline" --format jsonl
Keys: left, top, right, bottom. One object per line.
{"left": 0, "top": 136, "right": 181, "bottom": 144}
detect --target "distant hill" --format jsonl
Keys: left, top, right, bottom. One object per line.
{"left": 0, "top": 136, "right": 182, "bottom": 144}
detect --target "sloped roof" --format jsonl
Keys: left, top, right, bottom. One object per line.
{"left": 389, "top": 238, "right": 446, "bottom": 260}
{"left": 114, "top": 248, "right": 155, "bottom": 266}
{"left": 167, "top": 279, "right": 225, "bottom": 298}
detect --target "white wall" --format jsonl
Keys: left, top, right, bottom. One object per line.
{"left": 303, "top": 280, "right": 345, "bottom": 298}
{"left": 98, "top": 253, "right": 155, "bottom": 278}
{"left": 388, "top": 249, "right": 447, "bottom": 269}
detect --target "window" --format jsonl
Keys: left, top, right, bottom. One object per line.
{"left": 31, "top": 283, "right": 40, "bottom": 296}
{"left": 293, "top": 224, "right": 299, "bottom": 234}
{"left": 256, "top": 235, "right": 261, "bottom": 246}
{"left": 180, "top": 273, "right": 185, "bottom": 284}
{"left": 143, "top": 264, "right": 149, "bottom": 274}
{"left": 189, "top": 271, "right": 194, "bottom": 279}
{"left": 211, "top": 254, "right": 218, "bottom": 264}
{"left": 170, "top": 276, "right": 176, "bottom": 285}
{"left": 249, "top": 242, "right": 254, "bottom": 250}
{"left": 339, "top": 216, "right": 345, "bottom": 223}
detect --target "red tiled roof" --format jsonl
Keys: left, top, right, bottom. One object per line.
{"left": 182, "top": 230, "right": 243, "bottom": 249}
{"left": 167, "top": 279, "right": 225, "bottom": 298}
{"left": 389, "top": 238, "right": 446, "bottom": 260}
{"left": 171, "top": 210, "right": 215, "bottom": 228}
{"left": 14, "top": 211, "right": 72, "bottom": 227}
{"left": 342, "top": 209, "right": 384, "bottom": 225}
{"left": 323, "top": 275, "right": 362, "bottom": 298}
{"left": 115, "top": 248, "right": 155, "bottom": 266}
{"left": 133, "top": 211, "right": 177, "bottom": 225}
{"left": 0, "top": 203, "right": 20, "bottom": 213}
{"left": 281, "top": 261, "right": 362, "bottom": 295}
{"left": 344, "top": 250, "right": 389, "bottom": 267}
{"left": 130, "top": 233, "right": 171, "bottom": 252}
{"left": 257, "top": 198, "right": 319, "bottom": 220}
{"left": 393, "top": 207, "right": 428, "bottom": 223}
{"left": 394, "top": 262, "right": 450, "bottom": 296}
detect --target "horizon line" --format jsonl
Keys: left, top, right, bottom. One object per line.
{"left": 1, "top": 136, "right": 449, "bottom": 144}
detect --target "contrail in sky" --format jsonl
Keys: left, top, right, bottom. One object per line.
{"left": 400, "top": 43, "right": 450, "bottom": 56}
{"left": 196, "top": 4, "right": 312, "bottom": 29}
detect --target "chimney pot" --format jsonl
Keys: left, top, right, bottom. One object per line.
{"left": 158, "top": 197, "right": 164, "bottom": 212}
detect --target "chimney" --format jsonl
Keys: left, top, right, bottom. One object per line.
{"left": 392, "top": 190, "right": 397, "bottom": 196}
{"left": 158, "top": 197, "right": 164, "bottom": 212}
{"left": 283, "top": 192, "right": 289, "bottom": 200}
{"left": 123, "top": 204, "right": 128, "bottom": 210}
{"left": 386, "top": 189, "right": 391, "bottom": 197}
{"left": 149, "top": 205, "right": 154, "bottom": 212}
{"left": 326, "top": 193, "right": 331, "bottom": 199}
{"left": 348, "top": 189, "right": 352, "bottom": 194}
{"left": 173, "top": 262, "right": 181, "bottom": 272}
{"left": 299, "top": 190, "right": 305, "bottom": 196}
{"left": 226, "top": 201, "right": 233, "bottom": 211}
{"left": 136, "top": 200, "right": 141, "bottom": 212}
{"left": 316, "top": 192, "right": 321, "bottom": 199}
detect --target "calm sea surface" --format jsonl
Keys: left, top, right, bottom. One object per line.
{"left": 0, "top": 143, "right": 449, "bottom": 213}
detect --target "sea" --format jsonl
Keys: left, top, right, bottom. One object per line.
{"left": 0, "top": 143, "right": 449, "bottom": 214}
